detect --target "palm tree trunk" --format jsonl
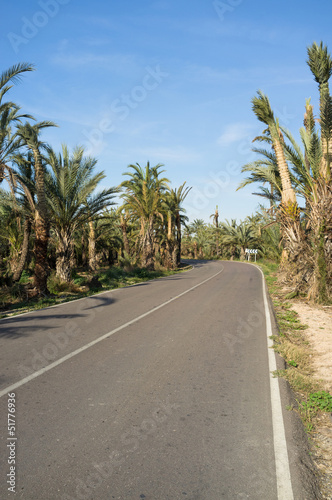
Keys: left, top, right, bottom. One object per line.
{"left": 172, "top": 245, "right": 178, "bottom": 268}
{"left": 9, "top": 249, "right": 20, "bottom": 278}
{"left": 70, "top": 240, "right": 76, "bottom": 269}
{"left": 141, "top": 218, "right": 155, "bottom": 269}
{"left": 165, "top": 240, "right": 172, "bottom": 269}
{"left": 81, "top": 232, "right": 88, "bottom": 267}
{"left": 33, "top": 147, "right": 49, "bottom": 294}
{"left": 176, "top": 213, "right": 182, "bottom": 266}
{"left": 164, "top": 211, "right": 174, "bottom": 269}
{"left": 193, "top": 241, "right": 198, "bottom": 259}
{"left": 56, "top": 233, "right": 72, "bottom": 282}
{"left": 120, "top": 213, "right": 130, "bottom": 255}
{"left": 34, "top": 212, "right": 49, "bottom": 292}
{"left": 12, "top": 218, "right": 31, "bottom": 282}
{"left": 88, "top": 220, "right": 97, "bottom": 272}
{"left": 273, "top": 137, "right": 297, "bottom": 205}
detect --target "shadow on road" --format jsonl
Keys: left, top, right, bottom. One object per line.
{"left": 0, "top": 295, "right": 116, "bottom": 339}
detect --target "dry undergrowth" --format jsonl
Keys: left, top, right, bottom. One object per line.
{"left": 291, "top": 302, "right": 332, "bottom": 499}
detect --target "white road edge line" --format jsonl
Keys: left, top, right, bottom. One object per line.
{"left": 257, "top": 265, "right": 294, "bottom": 500}
{"left": 0, "top": 266, "right": 224, "bottom": 399}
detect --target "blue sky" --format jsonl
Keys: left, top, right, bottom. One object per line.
{"left": 1, "top": 0, "right": 332, "bottom": 223}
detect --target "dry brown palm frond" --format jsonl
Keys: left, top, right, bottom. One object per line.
{"left": 278, "top": 177, "right": 332, "bottom": 301}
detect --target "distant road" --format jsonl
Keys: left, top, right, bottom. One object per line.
{"left": 0, "top": 261, "right": 318, "bottom": 499}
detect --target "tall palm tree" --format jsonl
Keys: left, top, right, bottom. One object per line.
{"left": 189, "top": 219, "right": 207, "bottom": 259}
{"left": 0, "top": 63, "right": 34, "bottom": 188}
{"left": 117, "top": 209, "right": 130, "bottom": 256}
{"left": 46, "top": 145, "right": 117, "bottom": 282}
{"left": 9, "top": 152, "right": 35, "bottom": 282}
{"left": 210, "top": 205, "right": 220, "bottom": 256}
{"left": 120, "top": 162, "right": 169, "bottom": 269}
{"left": 163, "top": 182, "right": 191, "bottom": 267}
{"left": 251, "top": 91, "right": 297, "bottom": 206}
{"left": 16, "top": 121, "right": 55, "bottom": 294}
{"left": 0, "top": 189, "right": 24, "bottom": 276}
{"left": 86, "top": 210, "right": 122, "bottom": 267}
{"left": 307, "top": 41, "right": 332, "bottom": 178}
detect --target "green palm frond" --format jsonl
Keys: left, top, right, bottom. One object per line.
{"left": 320, "top": 93, "right": 332, "bottom": 143}
{"left": 307, "top": 41, "right": 332, "bottom": 86}
{"left": 251, "top": 90, "right": 275, "bottom": 126}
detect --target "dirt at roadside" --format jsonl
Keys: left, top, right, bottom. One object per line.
{"left": 291, "top": 302, "right": 332, "bottom": 499}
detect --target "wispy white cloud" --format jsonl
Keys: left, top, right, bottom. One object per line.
{"left": 24, "top": 104, "right": 92, "bottom": 128}
{"left": 217, "top": 122, "right": 257, "bottom": 146}
{"left": 135, "top": 146, "right": 201, "bottom": 163}
{"left": 182, "top": 63, "right": 242, "bottom": 84}
{"left": 181, "top": 62, "right": 309, "bottom": 87}
{"left": 51, "top": 52, "right": 139, "bottom": 73}
{"left": 81, "top": 36, "right": 113, "bottom": 48}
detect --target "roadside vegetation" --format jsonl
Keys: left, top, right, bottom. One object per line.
{"left": 258, "top": 259, "right": 332, "bottom": 497}
{"left": 258, "top": 260, "right": 332, "bottom": 433}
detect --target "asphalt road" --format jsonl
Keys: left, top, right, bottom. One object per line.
{"left": 0, "top": 261, "right": 319, "bottom": 499}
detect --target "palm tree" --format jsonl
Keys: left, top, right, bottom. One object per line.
{"left": 46, "top": 145, "right": 117, "bottom": 282}
{"left": 10, "top": 152, "right": 35, "bottom": 282}
{"left": 189, "top": 219, "right": 207, "bottom": 259}
{"left": 210, "top": 205, "right": 220, "bottom": 256}
{"left": 16, "top": 121, "right": 55, "bottom": 294}
{"left": 120, "top": 162, "right": 169, "bottom": 269}
{"left": 88, "top": 210, "right": 123, "bottom": 267}
{"left": 117, "top": 210, "right": 130, "bottom": 256}
{"left": 251, "top": 91, "right": 297, "bottom": 207}
{"left": 220, "top": 220, "right": 259, "bottom": 260}
{"left": 0, "top": 189, "right": 23, "bottom": 276}
{"left": 307, "top": 41, "right": 332, "bottom": 178}
{"left": 163, "top": 182, "right": 191, "bottom": 267}
{"left": 0, "top": 63, "right": 34, "bottom": 188}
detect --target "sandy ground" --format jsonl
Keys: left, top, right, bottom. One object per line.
{"left": 291, "top": 301, "right": 332, "bottom": 499}
{"left": 292, "top": 302, "right": 332, "bottom": 393}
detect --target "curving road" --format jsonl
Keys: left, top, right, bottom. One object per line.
{"left": 0, "top": 261, "right": 319, "bottom": 499}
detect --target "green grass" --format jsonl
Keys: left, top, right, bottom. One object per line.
{"left": 298, "top": 391, "right": 332, "bottom": 432}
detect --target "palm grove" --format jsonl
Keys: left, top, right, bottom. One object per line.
{"left": 0, "top": 63, "right": 193, "bottom": 297}
{"left": 0, "top": 42, "right": 331, "bottom": 304}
